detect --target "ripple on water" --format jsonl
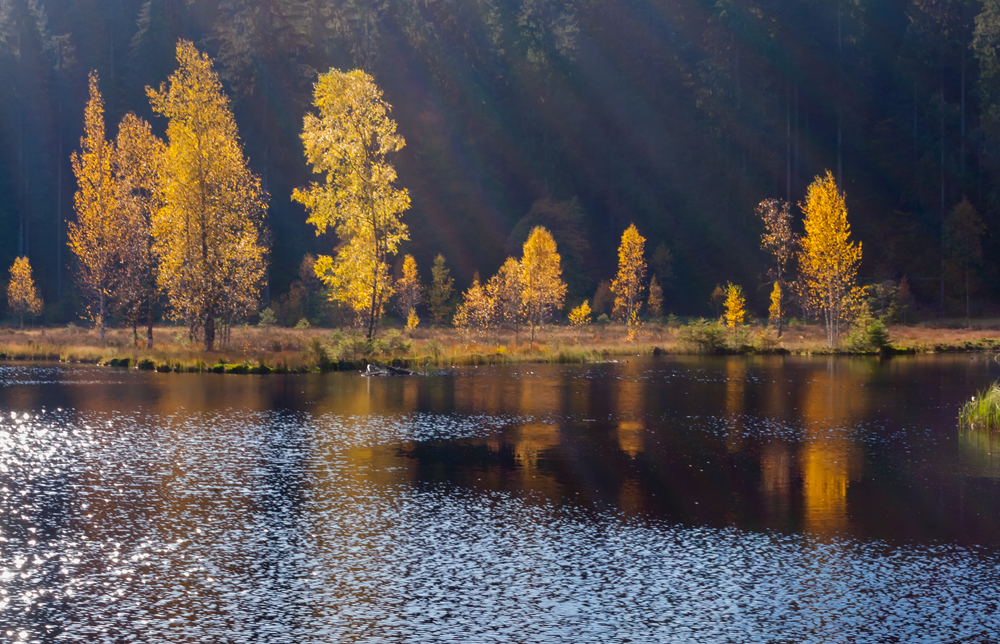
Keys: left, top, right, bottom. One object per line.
{"left": 0, "top": 407, "right": 998, "bottom": 643}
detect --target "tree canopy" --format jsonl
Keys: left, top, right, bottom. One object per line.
{"left": 293, "top": 68, "right": 410, "bottom": 340}
{"left": 148, "top": 40, "right": 267, "bottom": 351}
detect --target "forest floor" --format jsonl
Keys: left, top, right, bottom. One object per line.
{"left": 2, "top": 318, "right": 1000, "bottom": 373}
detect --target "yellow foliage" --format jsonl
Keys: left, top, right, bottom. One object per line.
{"left": 487, "top": 257, "right": 524, "bottom": 332}
{"left": 611, "top": 223, "right": 646, "bottom": 332}
{"left": 724, "top": 282, "right": 746, "bottom": 328}
{"left": 569, "top": 300, "right": 592, "bottom": 326}
{"left": 521, "top": 227, "right": 567, "bottom": 342}
{"left": 293, "top": 68, "right": 410, "bottom": 340}
{"left": 769, "top": 281, "right": 782, "bottom": 327}
{"left": 406, "top": 308, "right": 419, "bottom": 330}
{"left": 7, "top": 257, "right": 42, "bottom": 328}
{"left": 148, "top": 41, "right": 267, "bottom": 351}
{"left": 395, "top": 254, "right": 423, "bottom": 320}
{"left": 114, "top": 112, "right": 166, "bottom": 348}
{"left": 798, "top": 171, "right": 865, "bottom": 348}
{"left": 68, "top": 73, "right": 119, "bottom": 340}
{"left": 453, "top": 278, "right": 491, "bottom": 333}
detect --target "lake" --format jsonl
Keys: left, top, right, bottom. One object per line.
{"left": 1, "top": 355, "right": 998, "bottom": 642}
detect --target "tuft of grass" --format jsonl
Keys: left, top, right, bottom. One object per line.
{"left": 959, "top": 382, "right": 1000, "bottom": 432}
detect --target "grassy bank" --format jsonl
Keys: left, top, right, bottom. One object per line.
{"left": 3, "top": 318, "right": 1000, "bottom": 373}
{"left": 959, "top": 382, "right": 1000, "bottom": 432}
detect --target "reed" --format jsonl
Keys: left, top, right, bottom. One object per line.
{"left": 959, "top": 382, "right": 1000, "bottom": 432}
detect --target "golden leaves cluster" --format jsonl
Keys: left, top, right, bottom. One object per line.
{"left": 7, "top": 257, "right": 42, "bottom": 326}
{"left": 148, "top": 40, "right": 267, "bottom": 348}
{"left": 68, "top": 73, "right": 119, "bottom": 334}
{"left": 611, "top": 223, "right": 646, "bottom": 339}
{"left": 293, "top": 68, "right": 410, "bottom": 339}
{"left": 723, "top": 282, "right": 746, "bottom": 328}
{"left": 455, "top": 227, "right": 566, "bottom": 343}
{"left": 798, "top": 171, "right": 865, "bottom": 347}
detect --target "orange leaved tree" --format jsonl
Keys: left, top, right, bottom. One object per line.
{"left": 611, "top": 223, "right": 646, "bottom": 340}
{"left": 69, "top": 72, "right": 120, "bottom": 341}
{"left": 798, "top": 171, "right": 865, "bottom": 348}
{"left": 148, "top": 41, "right": 268, "bottom": 351}
{"left": 7, "top": 257, "right": 43, "bottom": 329}
{"left": 520, "top": 226, "right": 567, "bottom": 343}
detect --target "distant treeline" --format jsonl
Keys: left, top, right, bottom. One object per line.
{"left": 2, "top": 0, "right": 1000, "bottom": 322}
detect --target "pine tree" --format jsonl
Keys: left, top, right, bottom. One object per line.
{"left": 427, "top": 254, "right": 455, "bottom": 325}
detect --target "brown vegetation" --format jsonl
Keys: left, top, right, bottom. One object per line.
{"left": 3, "top": 319, "right": 1000, "bottom": 374}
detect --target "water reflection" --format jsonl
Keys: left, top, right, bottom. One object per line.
{"left": 0, "top": 357, "right": 999, "bottom": 641}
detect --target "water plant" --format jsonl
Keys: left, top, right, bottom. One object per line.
{"left": 959, "top": 382, "right": 1000, "bottom": 432}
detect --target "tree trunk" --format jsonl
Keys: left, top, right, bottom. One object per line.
{"left": 99, "top": 291, "right": 106, "bottom": 341}
{"left": 147, "top": 298, "right": 154, "bottom": 350}
{"left": 204, "top": 310, "right": 215, "bottom": 352}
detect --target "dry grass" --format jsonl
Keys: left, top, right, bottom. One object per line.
{"left": 2, "top": 319, "right": 1000, "bottom": 372}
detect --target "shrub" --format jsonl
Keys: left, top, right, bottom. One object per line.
{"left": 846, "top": 302, "right": 890, "bottom": 352}
{"left": 678, "top": 318, "right": 727, "bottom": 353}
{"left": 294, "top": 317, "right": 311, "bottom": 329}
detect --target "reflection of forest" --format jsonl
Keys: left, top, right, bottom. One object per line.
{"left": 9, "top": 358, "right": 1000, "bottom": 547}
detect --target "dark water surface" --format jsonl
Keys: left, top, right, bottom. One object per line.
{"left": 1, "top": 355, "right": 999, "bottom": 642}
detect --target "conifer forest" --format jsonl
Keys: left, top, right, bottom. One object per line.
{"left": 2, "top": 0, "right": 1000, "bottom": 326}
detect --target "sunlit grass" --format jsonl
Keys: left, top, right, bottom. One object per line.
{"left": 959, "top": 382, "right": 1000, "bottom": 432}
{"left": 1, "top": 318, "right": 1000, "bottom": 373}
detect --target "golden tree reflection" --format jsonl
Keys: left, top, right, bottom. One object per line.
{"left": 798, "top": 358, "right": 869, "bottom": 536}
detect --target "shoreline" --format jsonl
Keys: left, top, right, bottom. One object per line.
{"left": 2, "top": 320, "right": 1000, "bottom": 373}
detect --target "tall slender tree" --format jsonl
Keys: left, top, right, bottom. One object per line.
{"left": 520, "top": 226, "right": 566, "bottom": 343}
{"left": 148, "top": 41, "right": 268, "bottom": 351}
{"left": 68, "top": 72, "right": 119, "bottom": 341}
{"left": 114, "top": 112, "right": 164, "bottom": 348}
{"left": 611, "top": 223, "right": 646, "bottom": 340}
{"left": 798, "top": 171, "right": 865, "bottom": 348}
{"left": 293, "top": 68, "right": 410, "bottom": 340}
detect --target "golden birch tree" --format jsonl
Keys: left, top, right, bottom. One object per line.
{"left": 768, "top": 282, "right": 782, "bottom": 327}
{"left": 520, "top": 226, "right": 567, "bottom": 343}
{"left": 148, "top": 41, "right": 268, "bottom": 351}
{"left": 114, "top": 113, "right": 165, "bottom": 348}
{"left": 611, "top": 223, "right": 646, "bottom": 339}
{"left": 487, "top": 257, "right": 524, "bottom": 343}
{"left": 293, "top": 68, "right": 410, "bottom": 340}
{"left": 723, "top": 282, "right": 746, "bottom": 328}
{"left": 798, "top": 171, "right": 865, "bottom": 348}
{"left": 7, "top": 257, "right": 42, "bottom": 329}
{"left": 394, "top": 254, "right": 422, "bottom": 328}
{"left": 69, "top": 72, "right": 119, "bottom": 341}
{"left": 453, "top": 277, "right": 491, "bottom": 335}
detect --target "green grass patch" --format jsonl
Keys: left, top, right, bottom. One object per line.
{"left": 959, "top": 381, "right": 1000, "bottom": 432}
